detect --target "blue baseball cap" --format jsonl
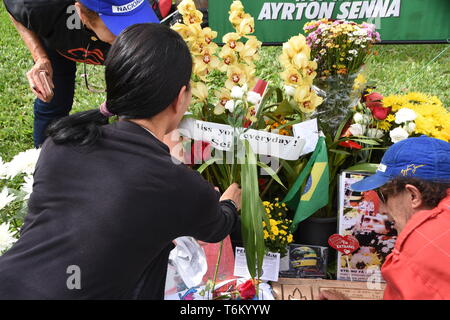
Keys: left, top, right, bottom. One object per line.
{"left": 351, "top": 136, "right": 450, "bottom": 192}
{"left": 79, "top": 0, "right": 160, "bottom": 36}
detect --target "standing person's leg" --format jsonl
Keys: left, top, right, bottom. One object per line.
{"left": 33, "top": 48, "right": 76, "bottom": 147}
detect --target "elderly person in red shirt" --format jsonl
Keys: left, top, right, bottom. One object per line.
{"left": 322, "top": 135, "right": 450, "bottom": 300}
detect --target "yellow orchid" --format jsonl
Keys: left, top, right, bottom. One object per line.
{"left": 218, "top": 46, "right": 238, "bottom": 72}
{"left": 293, "top": 85, "right": 311, "bottom": 103}
{"left": 229, "top": 1, "right": 245, "bottom": 25}
{"left": 223, "top": 32, "right": 244, "bottom": 52}
{"left": 192, "top": 47, "right": 220, "bottom": 79}
{"left": 300, "top": 92, "right": 323, "bottom": 113}
{"left": 201, "top": 27, "right": 218, "bottom": 45}
{"left": 282, "top": 35, "right": 309, "bottom": 59}
{"left": 236, "top": 15, "right": 255, "bottom": 36}
{"left": 239, "top": 37, "right": 262, "bottom": 66}
{"left": 214, "top": 88, "right": 232, "bottom": 115}
{"left": 182, "top": 9, "right": 203, "bottom": 25}
{"left": 225, "top": 64, "right": 253, "bottom": 89}
{"left": 291, "top": 52, "right": 310, "bottom": 69}
{"left": 177, "top": 0, "right": 196, "bottom": 15}
{"left": 280, "top": 67, "right": 303, "bottom": 86}
{"left": 191, "top": 81, "right": 209, "bottom": 102}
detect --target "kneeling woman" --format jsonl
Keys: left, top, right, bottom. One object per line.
{"left": 0, "top": 24, "right": 241, "bottom": 299}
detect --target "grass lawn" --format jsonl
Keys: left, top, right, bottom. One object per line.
{"left": 0, "top": 3, "right": 449, "bottom": 161}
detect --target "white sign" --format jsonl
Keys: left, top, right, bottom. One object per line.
{"left": 178, "top": 118, "right": 319, "bottom": 161}
{"left": 233, "top": 247, "right": 280, "bottom": 282}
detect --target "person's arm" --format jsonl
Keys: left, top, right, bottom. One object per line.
{"left": 187, "top": 182, "right": 241, "bottom": 243}
{"left": 8, "top": 13, "right": 54, "bottom": 102}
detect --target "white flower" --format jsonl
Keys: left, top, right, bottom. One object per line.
{"left": 0, "top": 188, "right": 16, "bottom": 211}
{"left": 0, "top": 222, "right": 17, "bottom": 253}
{"left": 247, "top": 91, "right": 262, "bottom": 106}
{"left": 406, "top": 122, "right": 416, "bottom": 133}
{"left": 394, "top": 108, "right": 417, "bottom": 124}
{"left": 367, "top": 128, "right": 384, "bottom": 139}
{"left": 4, "top": 148, "right": 41, "bottom": 179}
{"left": 353, "top": 112, "right": 364, "bottom": 124}
{"left": 349, "top": 123, "right": 366, "bottom": 136}
{"left": 390, "top": 127, "right": 409, "bottom": 143}
{"left": 21, "top": 175, "right": 34, "bottom": 200}
{"left": 224, "top": 100, "right": 235, "bottom": 113}
{"left": 231, "top": 85, "right": 247, "bottom": 99}
{"left": 284, "top": 85, "right": 296, "bottom": 97}
{"left": 0, "top": 157, "right": 6, "bottom": 179}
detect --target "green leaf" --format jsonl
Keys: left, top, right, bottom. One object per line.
{"left": 240, "top": 140, "right": 266, "bottom": 280}
{"left": 197, "top": 158, "right": 218, "bottom": 174}
{"left": 346, "top": 163, "right": 379, "bottom": 173}
{"left": 329, "top": 148, "right": 352, "bottom": 156}
{"left": 257, "top": 161, "right": 286, "bottom": 189}
{"left": 350, "top": 138, "right": 380, "bottom": 145}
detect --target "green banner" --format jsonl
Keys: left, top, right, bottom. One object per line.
{"left": 209, "top": 0, "right": 450, "bottom": 44}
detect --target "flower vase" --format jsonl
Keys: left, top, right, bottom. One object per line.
{"left": 314, "top": 73, "right": 360, "bottom": 137}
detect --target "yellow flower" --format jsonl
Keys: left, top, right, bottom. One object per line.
{"left": 236, "top": 15, "right": 255, "bottom": 36}
{"left": 182, "top": 10, "right": 203, "bottom": 25}
{"left": 219, "top": 46, "right": 238, "bottom": 72}
{"left": 282, "top": 35, "right": 309, "bottom": 59}
{"left": 223, "top": 32, "right": 244, "bottom": 52}
{"left": 214, "top": 88, "right": 231, "bottom": 115}
{"left": 225, "top": 64, "right": 253, "bottom": 89}
{"left": 271, "top": 225, "right": 279, "bottom": 236}
{"left": 192, "top": 47, "right": 220, "bottom": 79}
{"left": 405, "top": 92, "right": 429, "bottom": 104}
{"left": 280, "top": 67, "right": 303, "bottom": 86}
{"left": 177, "top": 0, "right": 196, "bottom": 16}
{"left": 287, "top": 234, "right": 293, "bottom": 243}
{"left": 191, "top": 81, "right": 208, "bottom": 102}
{"left": 385, "top": 114, "right": 396, "bottom": 123}
{"left": 263, "top": 230, "right": 269, "bottom": 240}
{"left": 378, "top": 120, "right": 392, "bottom": 132}
{"left": 201, "top": 27, "right": 218, "bottom": 45}
{"left": 239, "top": 37, "right": 262, "bottom": 66}
{"left": 298, "top": 91, "right": 323, "bottom": 113}
{"left": 230, "top": 0, "right": 244, "bottom": 13}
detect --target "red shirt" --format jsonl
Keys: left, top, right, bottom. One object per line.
{"left": 382, "top": 190, "right": 450, "bottom": 300}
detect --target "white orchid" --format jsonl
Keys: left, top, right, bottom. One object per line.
{"left": 0, "top": 188, "right": 16, "bottom": 211}
{"left": 247, "top": 91, "right": 262, "bottom": 106}
{"left": 231, "top": 85, "right": 247, "bottom": 99}
{"left": 284, "top": 85, "right": 296, "bottom": 97}
{"left": 0, "top": 222, "right": 17, "bottom": 253}
{"left": 394, "top": 108, "right": 417, "bottom": 124}
{"left": 224, "top": 100, "right": 235, "bottom": 113}
{"left": 4, "top": 148, "right": 41, "bottom": 179}
{"left": 353, "top": 112, "right": 364, "bottom": 124}
{"left": 390, "top": 127, "right": 409, "bottom": 143}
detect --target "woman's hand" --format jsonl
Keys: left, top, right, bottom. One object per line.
{"left": 220, "top": 183, "right": 242, "bottom": 211}
{"left": 26, "top": 57, "right": 54, "bottom": 102}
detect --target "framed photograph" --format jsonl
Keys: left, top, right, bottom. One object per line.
{"left": 279, "top": 244, "right": 328, "bottom": 279}
{"left": 337, "top": 171, "right": 398, "bottom": 282}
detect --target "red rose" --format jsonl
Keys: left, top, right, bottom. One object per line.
{"left": 363, "top": 92, "right": 391, "bottom": 120}
{"left": 237, "top": 279, "right": 256, "bottom": 300}
{"left": 186, "top": 140, "right": 211, "bottom": 164}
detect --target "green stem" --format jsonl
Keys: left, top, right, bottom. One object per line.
{"left": 210, "top": 239, "right": 224, "bottom": 298}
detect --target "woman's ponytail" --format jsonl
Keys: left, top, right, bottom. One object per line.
{"left": 46, "top": 109, "right": 109, "bottom": 146}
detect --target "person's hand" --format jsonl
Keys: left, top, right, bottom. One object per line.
{"left": 220, "top": 183, "right": 242, "bottom": 211}
{"left": 319, "top": 289, "right": 350, "bottom": 300}
{"left": 26, "top": 57, "right": 54, "bottom": 102}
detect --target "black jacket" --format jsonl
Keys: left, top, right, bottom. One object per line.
{"left": 0, "top": 120, "right": 239, "bottom": 299}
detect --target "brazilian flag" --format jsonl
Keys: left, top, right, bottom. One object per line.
{"left": 283, "top": 137, "right": 329, "bottom": 232}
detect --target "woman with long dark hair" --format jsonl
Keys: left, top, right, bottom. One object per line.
{"left": 0, "top": 23, "right": 241, "bottom": 299}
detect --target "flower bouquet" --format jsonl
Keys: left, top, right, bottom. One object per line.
{"left": 304, "top": 19, "right": 380, "bottom": 137}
